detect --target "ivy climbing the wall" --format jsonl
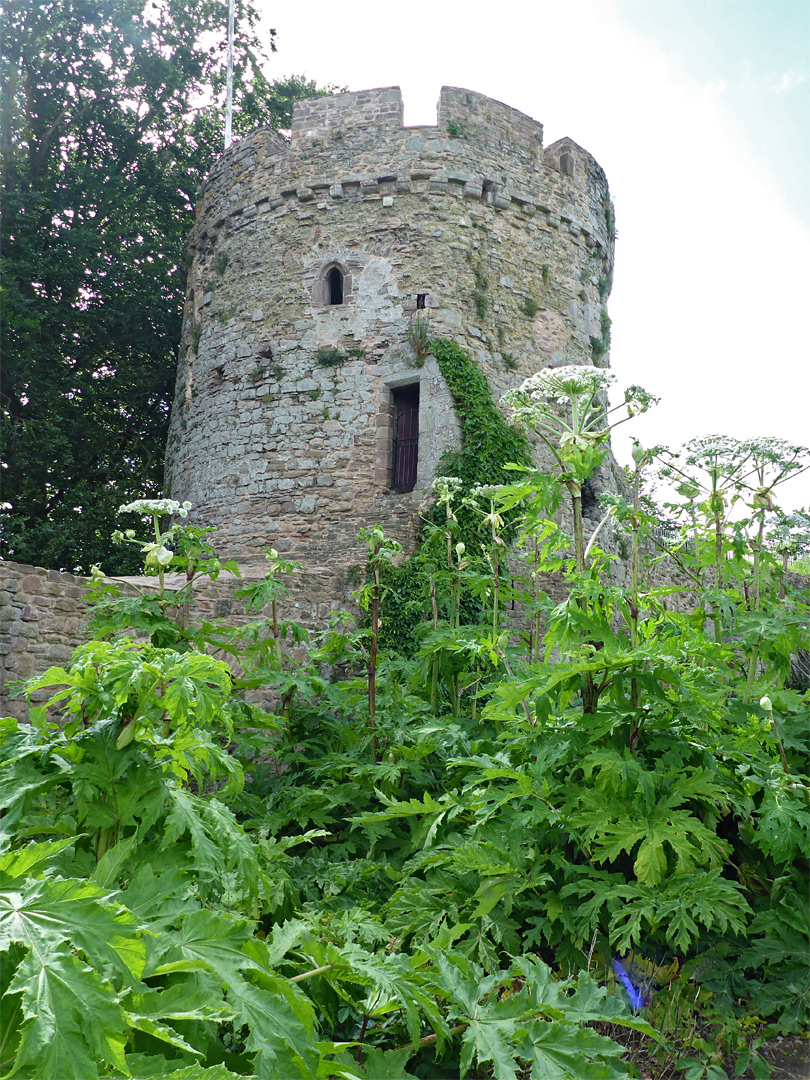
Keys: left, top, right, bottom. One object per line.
{"left": 429, "top": 337, "right": 531, "bottom": 495}
{"left": 378, "top": 337, "right": 532, "bottom": 652}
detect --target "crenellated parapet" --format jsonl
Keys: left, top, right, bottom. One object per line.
{"left": 194, "top": 87, "right": 614, "bottom": 262}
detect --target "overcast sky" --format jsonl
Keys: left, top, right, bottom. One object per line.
{"left": 247, "top": 0, "right": 809, "bottom": 510}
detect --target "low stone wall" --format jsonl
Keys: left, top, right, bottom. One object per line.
{"left": 0, "top": 560, "right": 353, "bottom": 720}
{"left": 1, "top": 564, "right": 88, "bottom": 714}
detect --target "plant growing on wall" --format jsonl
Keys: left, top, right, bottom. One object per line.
{"left": 315, "top": 346, "right": 347, "bottom": 367}
{"left": 406, "top": 313, "right": 430, "bottom": 359}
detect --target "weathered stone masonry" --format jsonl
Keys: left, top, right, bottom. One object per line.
{"left": 165, "top": 86, "right": 617, "bottom": 572}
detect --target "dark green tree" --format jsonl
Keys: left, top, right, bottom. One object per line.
{"left": 0, "top": 0, "right": 326, "bottom": 572}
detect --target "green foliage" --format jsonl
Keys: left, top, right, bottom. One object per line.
{"left": 316, "top": 346, "right": 347, "bottom": 368}
{"left": 429, "top": 337, "right": 531, "bottom": 505}
{"left": 3, "top": 425, "right": 810, "bottom": 1078}
{"left": 473, "top": 291, "right": 488, "bottom": 319}
{"left": 591, "top": 307, "right": 612, "bottom": 359}
{"left": 374, "top": 338, "right": 532, "bottom": 653}
{"left": 190, "top": 323, "right": 203, "bottom": 355}
{"left": 521, "top": 297, "right": 539, "bottom": 318}
{"left": 0, "top": 0, "right": 331, "bottom": 573}
{"left": 406, "top": 314, "right": 430, "bottom": 359}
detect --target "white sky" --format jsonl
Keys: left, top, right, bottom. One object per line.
{"left": 248, "top": 0, "right": 810, "bottom": 510}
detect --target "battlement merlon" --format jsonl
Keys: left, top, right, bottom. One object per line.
{"left": 545, "top": 137, "right": 609, "bottom": 192}
{"left": 291, "top": 86, "right": 404, "bottom": 138}
{"left": 438, "top": 87, "right": 543, "bottom": 155}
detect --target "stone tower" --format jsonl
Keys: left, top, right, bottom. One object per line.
{"left": 165, "top": 86, "right": 615, "bottom": 576}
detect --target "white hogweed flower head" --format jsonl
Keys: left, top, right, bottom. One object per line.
{"left": 684, "top": 436, "right": 746, "bottom": 468}
{"left": 119, "top": 498, "right": 192, "bottom": 518}
{"left": 740, "top": 437, "right": 809, "bottom": 470}
{"left": 432, "top": 476, "right": 463, "bottom": 515}
{"left": 518, "top": 365, "right": 615, "bottom": 405}
{"left": 470, "top": 483, "right": 501, "bottom": 499}
{"left": 432, "top": 476, "right": 462, "bottom": 498}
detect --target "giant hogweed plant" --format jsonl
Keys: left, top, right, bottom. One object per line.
{"left": 2, "top": 380, "right": 810, "bottom": 1077}
{"left": 1, "top": 504, "right": 655, "bottom": 1078}
{"left": 656, "top": 436, "right": 810, "bottom": 694}
{"left": 358, "top": 369, "right": 810, "bottom": 1068}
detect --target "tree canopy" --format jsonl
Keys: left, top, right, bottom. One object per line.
{"left": 0, "top": 0, "right": 326, "bottom": 572}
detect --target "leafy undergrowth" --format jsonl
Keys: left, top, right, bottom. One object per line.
{"left": 2, "top": 415, "right": 810, "bottom": 1078}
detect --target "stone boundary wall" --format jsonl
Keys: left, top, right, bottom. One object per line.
{"left": 0, "top": 560, "right": 351, "bottom": 721}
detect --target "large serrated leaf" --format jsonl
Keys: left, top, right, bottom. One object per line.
{"left": 226, "top": 972, "right": 319, "bottom": 1080}
{"left": 0, "top": 876, "right": 145, "bottom": 983}
{"left": 161, "top": 789, "right": 260, "bottom": 910}
{"left": 124, "top": 1056, "right": 249, "bottom": 1080}
{"left": 358, "top": 1045, "right": 419, "bottom": 1079}
{"left": 145, "top": 907, "right": 257, "bottom": 979}
{"left": 5, "top": 945, "right": 129, "bottom": 1079}
{"left": 461, "top": 1012, "right": 521, "bottom": 1080}
{"left": 519, "top": 1018, "right": 631, "bottom": 1079}
{"left": 0, "top": 839, "right": 77, "bottom": 884}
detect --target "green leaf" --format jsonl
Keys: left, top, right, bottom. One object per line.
{"left": 263, "top": 919, "right": 308, "bottom": 967}
{"left": 0, "top": 839, "right": 77, "bottom": 885}
{"left": 226, "top": 973, "right": 319, "bottom": 1080}
{"left": 161, "top": 789, "right": 260, "bottom": 910}
{"left": 0, "top": 877, "right": 145, "bottom": 984}
{"left": 124, "top": 1057, "right": 248, "bottom": 1080}
{"left": 519, "top": 1018, "right": 631, "bottom": 1079}
{"left": 145, "top": 908, "right": 257, "bottom": 979}
{"left": 92, "top": 834, "right": 140, "bottom": 888}
{"left": 460, "top": 1007, "right": 521, "bottom": 1080}
{"left": 632, "top": 833, "right": 668, "bottom": 886}
{"left": 5, "top": 946, "right": 128, "bottom": 1079}
{"left": 610, "top": 871, "right": 751, "bottom": 953}
{"left": 358, "top": 1046, "right": 419, "bottom": 1079}
{"left": 118, "top": 864, "right": 199, "bottom": 933}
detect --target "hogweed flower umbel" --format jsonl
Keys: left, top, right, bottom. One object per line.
{"left": 516, "top": 365, "right": 615, "bottom": 405}
{"left": 119, "top": 499, "right": 192, "bottom": 518}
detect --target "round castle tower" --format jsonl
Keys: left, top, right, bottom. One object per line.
{"left": 165, "top": 86, "right": 616, "bottom": 572}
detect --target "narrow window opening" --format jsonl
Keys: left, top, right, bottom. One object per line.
{"left": 391, "top": 384, "right": 420, "bottom": 492}
{"left": 581, "top": 478, "right": 599, "bottom": 517}
{"left": 416, "top": 293, "right": 426, "bottom": 310}
{"left": 327, "top": 266, "right": 344, "bottom": 305}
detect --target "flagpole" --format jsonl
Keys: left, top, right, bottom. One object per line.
{"left": 225, "top": 0, "right": 234, "bottom": 148}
